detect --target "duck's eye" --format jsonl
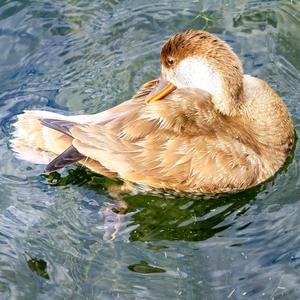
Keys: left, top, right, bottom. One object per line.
{"left": 167, "top": 57, "right": 175, "bottom": 66}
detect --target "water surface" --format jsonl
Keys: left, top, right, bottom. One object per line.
{"left": 0, "top": 0, "right": 300, "bottom": 299}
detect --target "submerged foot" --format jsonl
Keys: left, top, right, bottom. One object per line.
{"left": 99, "top": 199, "right": 129, "bottom": 241}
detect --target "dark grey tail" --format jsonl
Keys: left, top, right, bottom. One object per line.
{"left": 45, "top": 145, "right": 85, "bottom": 173}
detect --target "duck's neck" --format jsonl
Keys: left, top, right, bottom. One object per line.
{"left": 167, "top": 57, "right": 244, "bottom": 116}
{"left": 212, "top": 82, "right": 244, "bottom": 116}
{"left": 211, "top": 65, "right": 244, "bottom": 116}
{"left": 185, "top": 58, "right": 245, "bottom": 116}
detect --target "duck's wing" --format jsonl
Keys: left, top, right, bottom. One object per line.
{"left": 67, "top": 88, "right": 258, "bottom": 191}
{"left": 44, "top": 86, "right": 260, "bottom": 192}
{"left": 44, "top": 145, "right": 85, "bottom": 172}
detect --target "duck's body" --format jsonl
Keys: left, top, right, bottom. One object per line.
{"left": 11, "top": 30, "right": 294, "bottom": 193}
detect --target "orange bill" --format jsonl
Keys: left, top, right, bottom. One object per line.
{"left": 145, "top": 79, "right": 176, "bottom": 104}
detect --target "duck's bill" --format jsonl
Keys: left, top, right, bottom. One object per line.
{"left": 145, "top": 79, "right": 176, "bottom": 104}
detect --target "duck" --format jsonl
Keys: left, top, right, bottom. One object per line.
{"left": 11, "top": 30, "right": 294, "bottom": 193}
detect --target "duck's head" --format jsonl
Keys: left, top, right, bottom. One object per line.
{"left": 145, "top": 30, "right": 244, "bottom": 115}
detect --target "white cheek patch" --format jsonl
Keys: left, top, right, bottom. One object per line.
{"left": 166, "top": 57, "right": 222, "bottom": 96}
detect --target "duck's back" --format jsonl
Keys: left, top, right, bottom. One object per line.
{"left": 71, "top": 79, "right": 293, "bottom": 193}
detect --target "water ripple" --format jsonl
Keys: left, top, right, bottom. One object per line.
{"left": 0, "top": 0, "right": 300, "bottom": 299}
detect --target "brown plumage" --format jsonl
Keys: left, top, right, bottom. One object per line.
{"left": 11, "top": 30, "right": 294, "bottom": 193}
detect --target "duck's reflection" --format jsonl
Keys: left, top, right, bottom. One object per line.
{"left": 123, "top": 188, "right": 260, "bottom": 242}
{"left": 45, "top": 168, "right": 263, "bottom": 242}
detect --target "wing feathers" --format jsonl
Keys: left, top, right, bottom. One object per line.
{"left": 40, "top": 119, "right": 78, "bottom": 137}
{"left": 45, "top": 145, "right": 85, "bottom": 172}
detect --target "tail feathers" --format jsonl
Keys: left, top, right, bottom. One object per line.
{"left": 45, "top": 145, "right": 85, "bottom": 172}
{"left": 11, "top": 110, "right": 103, "bottom": 174}
{"left": 12, "top": 141, "right": 55, "bottom": 164}
{"left": 11, "top": 110, "right": 73, "bottom": 164}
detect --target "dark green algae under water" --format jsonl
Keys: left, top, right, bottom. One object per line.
{"left": 0, "top": 0, "right": 300, "bottom": 299}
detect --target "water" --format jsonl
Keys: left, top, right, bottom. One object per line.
{"left": 0, "top": 0, "right": 300, "bottom": 299}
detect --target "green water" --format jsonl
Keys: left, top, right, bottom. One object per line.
{"left": 0, "top": 0, "right": 300, "bottom": 299}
